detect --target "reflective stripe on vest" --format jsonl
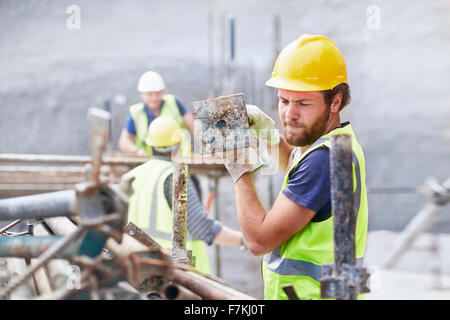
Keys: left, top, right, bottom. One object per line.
{"left": 264, "top": 247, "right": 364, "bottom": 282}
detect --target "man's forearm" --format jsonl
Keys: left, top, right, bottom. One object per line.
{"left": 118, "top": 130, "right": 139, "bottom": 154}
{"left": 234, "top": 173, "right": 267, "bottom": 255}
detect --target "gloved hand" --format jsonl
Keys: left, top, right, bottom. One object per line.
{"left": 222, "top": 146, "right": 264, "bottom": 183}
{"left": 119, "top": 172, "right": 136, "bottom": 197}
{"left": 246, "top": 104, "right": 280, "bottom": 146}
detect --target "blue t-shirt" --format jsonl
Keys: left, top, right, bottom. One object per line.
{"left": 281, "top": 147, "right": 331, "bottom": 222}
{"left": 125, "top": 96, "right": 188, "bottom": 135}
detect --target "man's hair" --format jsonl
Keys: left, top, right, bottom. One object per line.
{"left": 322, "top": 83, "right": 351, "bottom": 111}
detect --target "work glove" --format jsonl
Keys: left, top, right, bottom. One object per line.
{"left": 221, "top": 143, "right": 264, "bottom": 183}
{"left": 119, "top": 172, "right": 135, "bottom": 197}
{"left": 246, "top": 104, "right": 280, "bottom": 146}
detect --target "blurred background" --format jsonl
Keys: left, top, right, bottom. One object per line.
{"left": 0, "top": 0, "right": 449, "bottom": 299}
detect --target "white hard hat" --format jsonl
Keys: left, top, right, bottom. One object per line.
{"left": 137, "top": 71, "right": 166, "bottom": 92}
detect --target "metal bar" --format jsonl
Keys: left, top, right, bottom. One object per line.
{"left": 0, "top": 190, "right": 77, "bottom": 221}
{"left": 30, "top": 258, "right": 53, "bottom": 295}
{"left": 124, "top": 222, "right": 162, "bottom": 250}
{"left": 0, "top": 153, "right": 147, "bottom": 166}
{"left": 172, "top": 163, "right": 188, "bottom": 260}
{"left": 33, "top": 223, "right": 73, "bottom": 290}
{"left": 383, "top": 177, "right": 450, "bottom": 269}
{"left": 0, "top": 219, "right": 22, "bottom": 234}
{"left": 5, "top": 258, "right": 37, "bottom": 299}
{"left": 172, "top": 269, "right": 255, "bottom": 300}
{"left": 330, "top": 135, "right": 356, "bottom": 270}
{"left": 0, "top": 236, "right": 78, "bottom": 259}
{"left": 87, "top": 108, "right": 111, "bottom": 183}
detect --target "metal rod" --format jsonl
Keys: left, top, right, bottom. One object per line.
{"left": 0, "top": 219, "right": 22, "bottom": 234}
{"left": 0, "top": 235, "right": 78, "bottom": 259}
{"left": 33, "top": 223, "right": 73, "bottom": 290}
{"left": 5, "top": 258, "right": 37, "bottom": 299}
{"left": 0, "top": 190, "right": 77, "bottom": 221}
{"left": 172, "top": 269, "right": 255, "bottom": 300}
{"left": 124, "top": 221, "right": 162, "bottom": 250}
{"left": 0, "top": 227, "right": 84, "bottom": 299}
{"left": 172, "top": 163, "right": 188, "bottom": 259}
{"left": 30, "top": 258, "right": 53, "bottom": 295}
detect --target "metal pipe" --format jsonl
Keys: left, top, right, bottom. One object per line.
{"left": 162, "top": 282, "right": 201, "bottom": 300}
{"left": 33, "top": 223, "right": 73, "bottom": 290}
{"left": 172, "top": 269, "right": 255, "bottom": 300}
{"left": 172, "top": 163, "right": 188, "bottom": 260}
{"left": 5, "top": 258, "right": 37, "bottom": 299}
{"left": 0, "top": 190, "right": 77, "bottom": 221}
{"left": 0, "top": 236, "right": 78, "bottom": 259}
{"left": 330, "top": 135, "right": 356, "bottom": 270}
{"left": 329, "top": 135, "right": 357, "bottom": 300}
{"left": 30, "top": 258, "right": 53, "bottom": 295}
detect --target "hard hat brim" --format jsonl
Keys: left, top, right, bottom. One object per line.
{"left": 265, "top": 77, "right": 346, "bottom": 92}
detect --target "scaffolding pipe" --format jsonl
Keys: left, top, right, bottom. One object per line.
{"left": 33, "top": 223, "right": 73, "bottom": 290}
{"left": 172, "top": 269, "right": 255, "bottom": 300}
{"left": 161, "top": 282, "right": 202, "bottom": 300}
{"left": 0, "top": 190, "right": 77, "bottom": 221}
{"left": 5, "top": 258, "right": 37, "bottom": 299}
{"left": 330, "top": 135, "right": 356, "bottom": 271}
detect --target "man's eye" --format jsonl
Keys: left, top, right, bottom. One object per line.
{"left": 299, "top": 103, "right": 311, "bottom": 106}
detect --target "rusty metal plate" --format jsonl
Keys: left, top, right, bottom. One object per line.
{"left": 192, "top": 93, "right": 255, "bottom": 154}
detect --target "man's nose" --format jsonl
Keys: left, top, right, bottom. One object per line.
{"left": 285, "top": 102, "right": 299, "bottom": 119}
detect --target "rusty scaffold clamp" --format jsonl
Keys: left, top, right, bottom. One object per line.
{"left": 319, "top": 134, "right": 370, "bottom": 300}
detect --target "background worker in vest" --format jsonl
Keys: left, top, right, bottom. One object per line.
{"left": 118, "top": 70, "right": 195, "bottom": 156}
{"left": 216, "top": 34, "right": 368, "bottom": 299}
{"left": 120, "top": 115, "right": 244, "bottom": 275}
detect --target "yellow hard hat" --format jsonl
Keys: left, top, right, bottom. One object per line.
{"left": 265, "top": 34, "right": 347, "bottom": 91}
{"left": 145, "top": 115, "right": 184, "bottom": 147}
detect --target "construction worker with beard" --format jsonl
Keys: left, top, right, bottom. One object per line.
{"left": 219, "top": 34, "right": 368, "bottom": 299}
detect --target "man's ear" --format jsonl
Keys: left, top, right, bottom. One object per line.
{"left": 330, "top": 93, "right": 343, "bottom": 113}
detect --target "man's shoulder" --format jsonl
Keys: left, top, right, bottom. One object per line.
{"left": 294, "top": 147, "right": 329, "bottom": 171}
{"left": 129, "top": 102, "right": 145, "bottom": 113}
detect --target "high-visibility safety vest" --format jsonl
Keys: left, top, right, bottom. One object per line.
{"left": 126, "top": 158, "right": 211, "bottom": 274}
{"left": 129, "top": 94, "right": 191, "bottom": 156}
{"left": 262, "top": 123, "right": 368, "bottom": 300}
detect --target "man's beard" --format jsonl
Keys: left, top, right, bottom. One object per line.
{"left": 283, "top": 107, "right": 331, "bottom": 147}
